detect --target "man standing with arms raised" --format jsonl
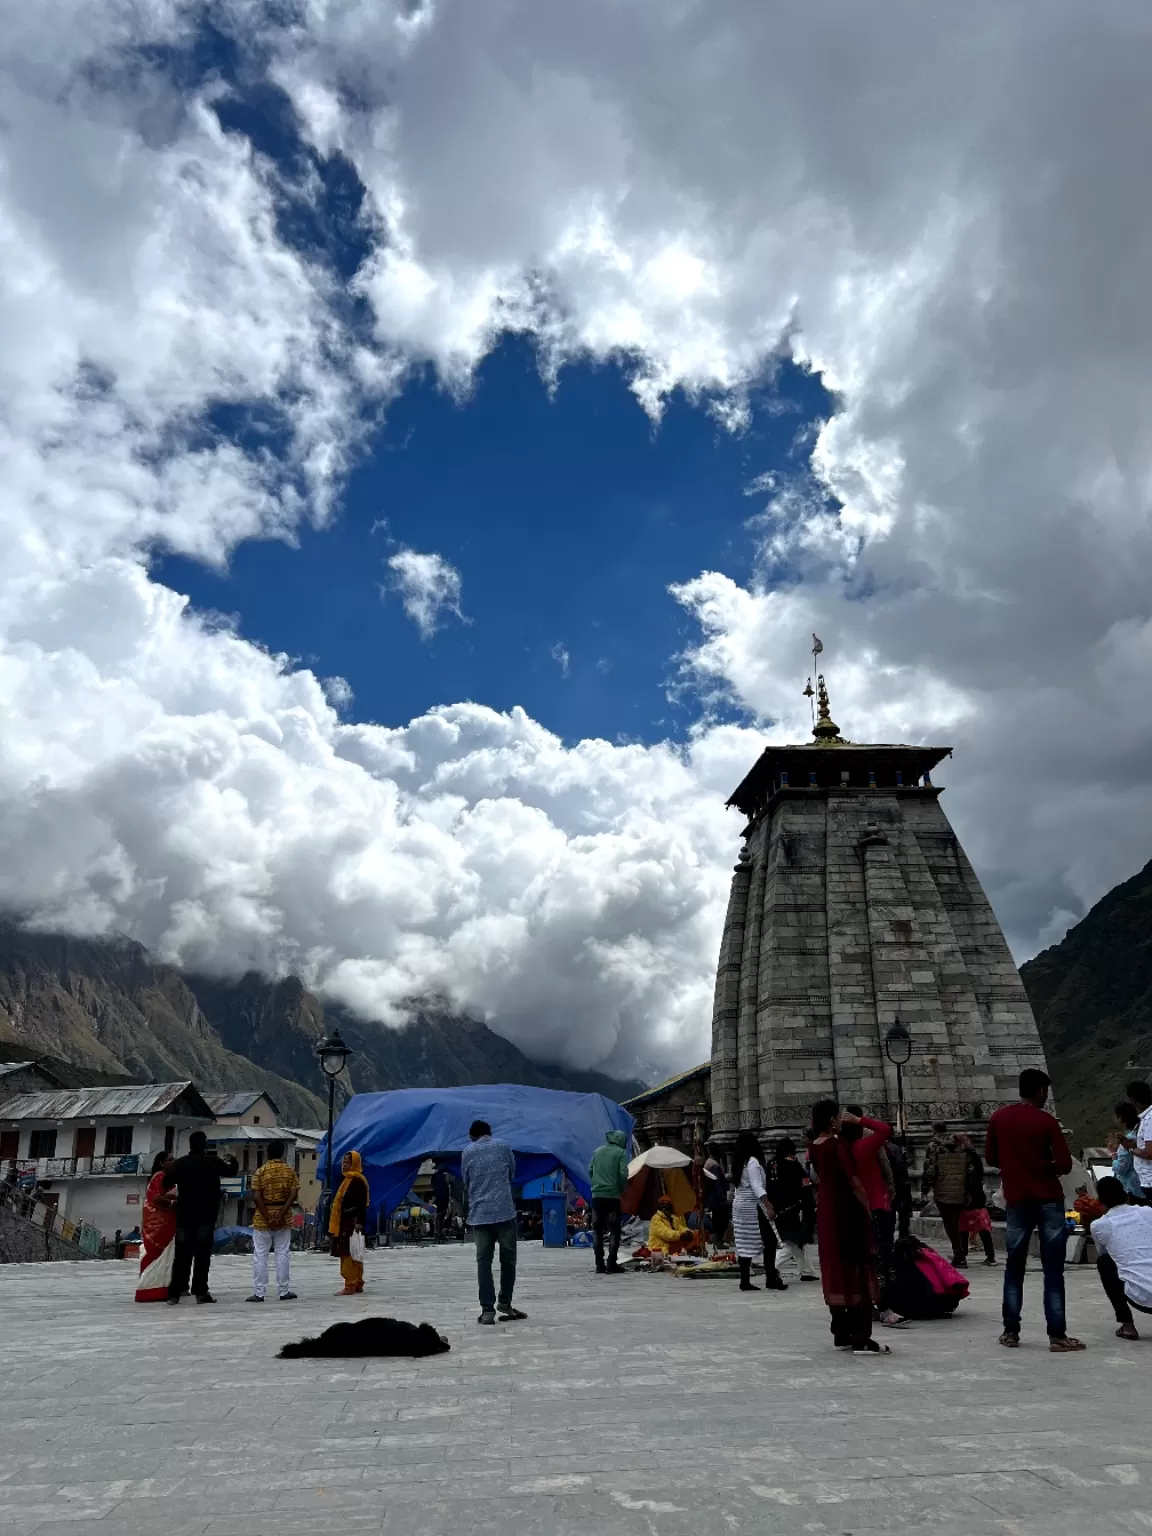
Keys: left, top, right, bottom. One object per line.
{"left": 164, "top": 1131, "right": 239, "bottom": 1305}
{"left": 985, "top": 1068, "right": 1084, "bottom": 1352}
{"left": 461, "top": 1119, "right": 527, "bottom": 1326}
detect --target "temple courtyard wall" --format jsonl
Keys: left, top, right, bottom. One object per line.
{"left": 1, "top": 1247, "right": 1149, "bottom": 1535}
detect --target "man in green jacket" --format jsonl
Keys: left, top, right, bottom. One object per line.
{"left": 588, "top": 1129, "right": 630, "bottom": 1274}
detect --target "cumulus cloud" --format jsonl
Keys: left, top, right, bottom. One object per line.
{"left": 386, "top": 548, "right": 467, "bottom": 638}
{"left": 2, "top": 0, "right": 1151, "bottom": 1077}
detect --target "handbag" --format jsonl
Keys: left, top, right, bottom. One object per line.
{"left": 349, "top": 1229, "right": 366, "bottom": 1263}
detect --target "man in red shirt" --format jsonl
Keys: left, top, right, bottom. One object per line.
{"left": 985, "top": 1068, "right": 1084, "bottom": 1352}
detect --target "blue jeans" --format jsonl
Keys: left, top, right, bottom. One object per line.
{"left": 474, "top": 1220, "right": 517, "bottom": 1311}
{"left": 1002, "top": 1200, "right": 1067, "bottom": 1337}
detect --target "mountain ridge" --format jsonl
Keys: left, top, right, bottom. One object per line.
{"left": 1020, "top": 856, "right": 1152, "bottom": 1145}
{"left": 0, "top": 921, "right": 644, "bottom": 1117}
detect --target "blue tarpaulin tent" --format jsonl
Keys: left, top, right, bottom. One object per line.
{"left": 317, "top": 1085, "right": 633, "bottom": 1216}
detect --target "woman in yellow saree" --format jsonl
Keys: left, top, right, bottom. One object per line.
{"left": 329, "top": 1150, "right": 370, "bottom": 1295}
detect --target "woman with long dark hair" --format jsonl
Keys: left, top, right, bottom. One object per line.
{"left": 731, "top": 1130, "right": 785, "bottom": 1292}
{"left": 810, "top": 1100, "right": 888, "bottom": 1352}
{"left": 135, "top": 1150, "right": 178, "bottom": 1302}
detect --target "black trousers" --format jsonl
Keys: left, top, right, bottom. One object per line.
{"left": 1097, "top": 1253, "right": 1152, "bottom": 1327}
{"left": 830, "top": 1303, "right": 873, "bottom": 1346}
{"left": 170, "top": 1221, "right": 215, "bottom": 1299}
{"left": 592, "top": 1197, "right": 622, "bottom": 1266}
{"left": 871, "top": 1208, "right": 896, "bottom": 1311}
{"left": 937, "top": 1202, "right": 968, "bottom": 1264}
{"left": 894, "top": 1195, "right": 913, "bottom": 1242}
{"left": 757, "top": 1209, "right": 779, "bottom": 1280}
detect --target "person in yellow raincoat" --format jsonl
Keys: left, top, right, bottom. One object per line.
{"left": 647, "top": 1195, "right": 703, "bottom": 1259}
{"left": 328, "top": 1150, "right": 370, "bottom": 1295}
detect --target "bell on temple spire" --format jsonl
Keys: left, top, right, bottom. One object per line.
{"left": 812, "top": 673, "right": 842, "bottom": 741}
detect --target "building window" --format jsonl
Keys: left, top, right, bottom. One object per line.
{"left": 29, "top": 1130, "right": 57, "bottom": 1159}
{"left": 253, "top": 1115, "right": 260, "bottom": 1124}
{"left": 890, "top": 920, "right": 912, "bottom": 943}
{"left": 104, "top": 1126, "right": 134, "bottom": 1156}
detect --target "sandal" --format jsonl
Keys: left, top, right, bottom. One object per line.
{"left": 1048, "top": 1335, "right": 1086, "bottom": 1353}
{"left": 497, "top": 1305, "right": 528, "bottom": 1321}
{"left": 1116, "top": 1324, "right": 1140, "bottom": 1341}
{"left": 851, "top": 1340, "right": 891, "bottom": 1354}
{"left": 998, "top": 1330, "right": 1020, "bottom": 1348}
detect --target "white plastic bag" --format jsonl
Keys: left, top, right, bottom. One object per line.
{"left": 349, "top": 1229, "right": 366, "bottom": 1263}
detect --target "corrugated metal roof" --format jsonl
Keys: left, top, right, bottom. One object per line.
{"left": 0, "top": 1082, "right": 215, "bottom": 1121}
{"left": 621, "top": 1062, "right": 711, "bottom": 1110}
{"left": 207, "top": 1124, "right": 296, "bottom": 1143}
{"left": 202, "top": 1090, "right": 280, "bottom": 1116}
{"left": 0, "top": 1062, "right": 34, "bottom": 1078}
{"left": 280, "top": 1126, "right": 323, "bottom": 1146}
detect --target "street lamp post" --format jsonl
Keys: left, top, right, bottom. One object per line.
{"left": 315, "top": 1028, "right": 351, "bottom": 1247}
{"left": 884, "top": 1018, "right": 912, "bottom": 1139}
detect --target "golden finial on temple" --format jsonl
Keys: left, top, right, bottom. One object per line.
{"left": 812, "top": 673, "right": 841, "bottom": 741}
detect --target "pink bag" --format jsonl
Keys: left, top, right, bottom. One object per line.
{"left": 916, "top": 1244, "right": 970, "bottom": 1301}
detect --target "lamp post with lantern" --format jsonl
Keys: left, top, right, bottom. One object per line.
{"left": 315, "top": 1028, "right": 351, "bottom": 1247}
{"left": 884, "top": 1018, "right": 912, "bottom": 1139}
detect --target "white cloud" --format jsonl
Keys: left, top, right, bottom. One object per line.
{"left": 551, "top": 643, "right": 570, "bottom": 677}
{"left": 2, "top": 0, "right": 1151, "bottom": 1078}
{"left": 386, "top": 548, "right": 466, "bottom": 638}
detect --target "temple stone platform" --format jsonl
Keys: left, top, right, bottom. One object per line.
{"left": 0, "top": 1246, "right": 1147, "bottom": 1535}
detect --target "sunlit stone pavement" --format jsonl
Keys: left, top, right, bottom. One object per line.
{"left": 0, "top": 1245, "right": 1148, "bottom": 1535}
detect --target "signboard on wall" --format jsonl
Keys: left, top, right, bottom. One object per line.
{"left": 126, "top": 1194, "right": 140, "bottom": 1205}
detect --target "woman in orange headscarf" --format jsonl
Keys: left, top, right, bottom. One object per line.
{"left": 328, "top": 1150, "right": 370, "bottom": 1295}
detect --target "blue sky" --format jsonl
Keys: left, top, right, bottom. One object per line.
{"left": 7, "top": 0, "right": 1146, "bottom": 1076}
{"left": 159, "top": 340, "right": 832, "bottom": 744}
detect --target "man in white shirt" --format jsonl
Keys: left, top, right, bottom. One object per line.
{"left": 1089, "top": 1176, "right": 1152, "bottom": 1341}
{"left": 1123, "top": 1080, "right": 1152, "bottom": 1202}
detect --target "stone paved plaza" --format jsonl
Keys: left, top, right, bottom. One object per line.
{"left": 1, "top": 1245, "right": 1149, "bottom": 1535}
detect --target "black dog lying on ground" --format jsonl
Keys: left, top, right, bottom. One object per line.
{"left": 279, "top": 1317, "right": 451, "bottom": 1359}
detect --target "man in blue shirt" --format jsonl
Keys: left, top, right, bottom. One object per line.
{"left": 460, "top": 1119, "right": 527, "bottom": 1325}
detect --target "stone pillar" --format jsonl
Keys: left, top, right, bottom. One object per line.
{"left": 825, "top": 794, "right": 875, "bottom": 1108}
{"left": 737, "top": 822, "right": 769, "bottom": 1129}
{"left": 859, "top": 815, "right": 960, "bottom": 1123}
{"left": 709, "top": 848, "right": 751, "bottom": 1137}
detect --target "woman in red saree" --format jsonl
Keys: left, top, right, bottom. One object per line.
{"left": 135, "top": 1151, "right": 178, "bottom": 1302}
{"left": 810, "top": 1102, "right": 887, "bottom": 1353}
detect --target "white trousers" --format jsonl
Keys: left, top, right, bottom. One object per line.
{"left": 252, "top": 1227, "right": 292, "bottom": 1298}
{"left": 781, "top": 1240, "right": 816, "bottom": 1278}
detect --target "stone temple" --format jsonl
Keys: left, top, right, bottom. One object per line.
{"left": 706, "top": 677, "right": 1048, "bottom": 1152}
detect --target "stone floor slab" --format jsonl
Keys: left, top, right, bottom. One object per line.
{"left": 0, "top": 1246, "right": 1137, "bottom": 1533}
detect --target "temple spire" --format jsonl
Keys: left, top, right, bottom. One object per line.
{"left": 812, "top": 673, "right": 842, "bottom": 741}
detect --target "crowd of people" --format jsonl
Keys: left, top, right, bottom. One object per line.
{"left": 134, "top": 1132, "right": 369, "bottom": 1306}
{"left": 131, "top": 1069, "right": 1152, "bottom": 1354}
{"left": 586, "top": 1066, "right": 1152, "bottom": 1355}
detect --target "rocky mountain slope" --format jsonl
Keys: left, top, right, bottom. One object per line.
{"left": 0, "top": 923, "right": 643, "bottom": 1120}
{"left": 1021, "top": 857, "right": 1152, "bottom": 1145}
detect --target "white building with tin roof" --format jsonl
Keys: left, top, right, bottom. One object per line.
{"left": 0, "top": 1082, "right": 214, "bottom": 1235}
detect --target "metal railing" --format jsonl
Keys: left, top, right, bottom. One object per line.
{"left": 24, "top": 1154, "right": 141, "bottom": 1178}
{"left": 0, "top": 1180, "right": 106, "bottom": 1259}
